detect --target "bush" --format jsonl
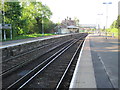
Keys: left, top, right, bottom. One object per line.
{"left": 106, "top": 28, "right": 118, "bottom": 37}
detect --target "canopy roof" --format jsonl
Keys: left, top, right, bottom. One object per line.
{"left": 67, "top": 25, "right": 79, "bottom": 29}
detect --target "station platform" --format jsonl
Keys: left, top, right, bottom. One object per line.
{"left": 0, "top": 34, "right": 69, "bottom": 49}
{"left": 70, "top": 34, "right": 119, "bottom": 89}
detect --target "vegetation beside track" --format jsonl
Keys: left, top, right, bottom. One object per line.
{"left": 2, "top": 33, "right": 56, "bottom": 41}
{"left": 106, "top": 28, "right": 119, "bottom": 37}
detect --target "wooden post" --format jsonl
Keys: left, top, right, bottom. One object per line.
{"left": 4, "top": 30, "right": 6, "bottom": 40}
{"left": 112, "top": 33, "right": 114, "bottom": 38}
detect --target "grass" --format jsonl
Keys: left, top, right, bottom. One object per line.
{"left": 106, "top": 28, "right": 119, "bottom": 37}
{"left": 2, "top": 33, "right": 56, "bottom": 42}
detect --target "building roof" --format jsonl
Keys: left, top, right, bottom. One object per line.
{"left": 60, "top": 17, "right": 76, "bottom": 28}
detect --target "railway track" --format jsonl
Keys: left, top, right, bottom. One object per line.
{"left": 1, "top": 38, "right": 73, "bottom": 77}
{"left": 2, "top": 33, "right": 88, "bottom": 89}
{"left": 1, "top": 38, "right": 72, "bottom": 74}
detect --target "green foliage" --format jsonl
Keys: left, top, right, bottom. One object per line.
{"left": 118, "top": 15, "right": 120, "bottom": 29}
{"left": 107, "top": 28, "right": 118, "bottom": 32}
{"left": 44, "top": 20, "right": 57, "bottom": 33}
{"left": 0, "top": 1, "right": 2, "bottom": 11}
{"left": 2, "top": 33, "right": 56, "bottom": 41}
{"left": 109, "top": 15, "right": 120, "bottom": 37}
{"left": 2, "top": 1, "right": 56, "bottom": 41}
{"left": 4, "top": 1, "right": 22, "bottom": 37}
{"left": 91, "top": 28, "right": 96, "bottom": 31}
{"left": 110, "top": 20, "right": 117, "bottom": 29}
{"left": 106, "top": 28, "right": 119, "bottom": 37}
{"left": 20, "top": 2, "right": 53, "bottom": 34}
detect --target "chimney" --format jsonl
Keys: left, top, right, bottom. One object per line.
{"left": 67, "top": 16, "right": 68, "bottom": 20}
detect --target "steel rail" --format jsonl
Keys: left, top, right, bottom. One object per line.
{"left": 17, "top": 38, "right": 79, "bottom": 90}
{"left": 1, "top": 39, "right": 73, "bottom": 77}
{"left": 1, "top": 39, "right": 67, "bottom": 63}
{"left": 55, "top": 39, "right": 84, "bottom": 89}
{"left": 6, "top": 38, "right": 76, "bottom": 89}
{"left": 5, "top": 34, "right": 88, "bottom": 89}
{"left": 6, "top": 37, "right": 80, "bottom": 90}
{"left": 2, "top": 33, "right": 86, "bottom": 63}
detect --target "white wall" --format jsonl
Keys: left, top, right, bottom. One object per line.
{"left": 61, "top": 28, "right": 70, "bottom": 34}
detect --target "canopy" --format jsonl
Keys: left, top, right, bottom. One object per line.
{"left": 67, "top": 25, "right": 79, "bottom": 29}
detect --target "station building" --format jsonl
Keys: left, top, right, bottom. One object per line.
{"left": 55, "top": 17, "right": 79, "bottom": 34}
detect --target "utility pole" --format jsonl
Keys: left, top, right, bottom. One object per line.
{"left": 103, "top": 2, "right": 112, "bottom": 39}
{"left": 42, "top": 13, "right": 44, "bottom": 36}
{"left": 97, "top": 13, "right": 103, "bottom": 35}
{"left": 42, "top": 5, "right": 45, "bottom": 36}
{"left": 2, "top": 0, "right": 6, "bottom": 40}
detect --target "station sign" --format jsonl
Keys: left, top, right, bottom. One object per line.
{"left": 0, "top": 24, "right": 2, "bottom": 29}
{"left": 1, "top": 24, "right": 12, "bottom": 29}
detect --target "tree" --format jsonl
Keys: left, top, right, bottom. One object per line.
{"left": 117, "top": 15, "right": 120, "bottom": 29}
{"left": 44, "top": 20, "right": 57, "bottom": 33}
{"left": 4, "top": 1, "right": 22, "bottom": 37}
{"left": 34, "top": 3, "right": 52, "bottom": 33}
{"left": 2, "top": 1, "right": 54, "bottom": 40}
{"left": 110, "top": 15, "right": 120, "bottom": 29}
{"left": 74, "top": 17, "right": 80, "bottom": 26}
{"left": 20, "top": 2, "right": 52, "bottom": 34}
{"left": 110, "top": 20, "right": 117, "bottom": 29}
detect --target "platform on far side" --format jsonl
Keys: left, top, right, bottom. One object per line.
{"left": 0, "top": 34, "right": 70, "bottom": 49}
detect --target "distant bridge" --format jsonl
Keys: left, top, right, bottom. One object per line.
{"left": 79, "top": 24, "right": 96, "bottom": 28}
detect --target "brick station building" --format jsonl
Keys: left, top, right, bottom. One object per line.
{"left": 56, "top": 17, "right": 79, "bottom": 34}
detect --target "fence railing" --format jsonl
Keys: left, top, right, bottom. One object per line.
{"left": 86, "top": 30, "right": 118, "bottom": 38}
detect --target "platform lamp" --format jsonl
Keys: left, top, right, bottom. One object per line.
{"left": 97, "top": 13, "right": 103, "bottom": 35}
{"left": 103, "top": 2, "right": 112, "bottom": 39}
{"left": 41, "top": 13, "right": 44, "bottom": 36}
{"left": 41, "top": 5, "right": 46, "bottom": 36}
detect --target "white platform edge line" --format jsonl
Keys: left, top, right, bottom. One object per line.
{"left": 69, "top": 36, "right": 87, "bottom": 88}
{"left": 0, "top": 37, "right": 54, "bottom": 49}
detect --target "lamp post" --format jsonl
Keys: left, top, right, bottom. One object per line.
{"left": 42, "top": 5, "right": 45, "bottom": 36}
{"left": 42, "top": 14, "right": 44, "bottom": 36}
{"left": 97, "top": 13, "right": 103, "bottom": 35}
{"left": 103, "top": 2, "right": 112, "bottom": 39}
{"left": 2, "top": 0, "right": 6, "bottom": 40}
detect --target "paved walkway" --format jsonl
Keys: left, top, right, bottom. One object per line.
{"left": 90, "top": 34, "right": 119, "bottom": 88}
{"left": 1, "top": 35, "right": 57, "bottom": 46}
{"left": 70, "top": 34, "right": 119, "bottom": 89}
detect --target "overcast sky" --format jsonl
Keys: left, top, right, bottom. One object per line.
{"left": 39, "top": 0, "right": 119, "bottom": 28}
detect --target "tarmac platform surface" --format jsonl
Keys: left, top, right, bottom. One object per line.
{"left": 70, "top": 34, "right": 119, "bottom": 89}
